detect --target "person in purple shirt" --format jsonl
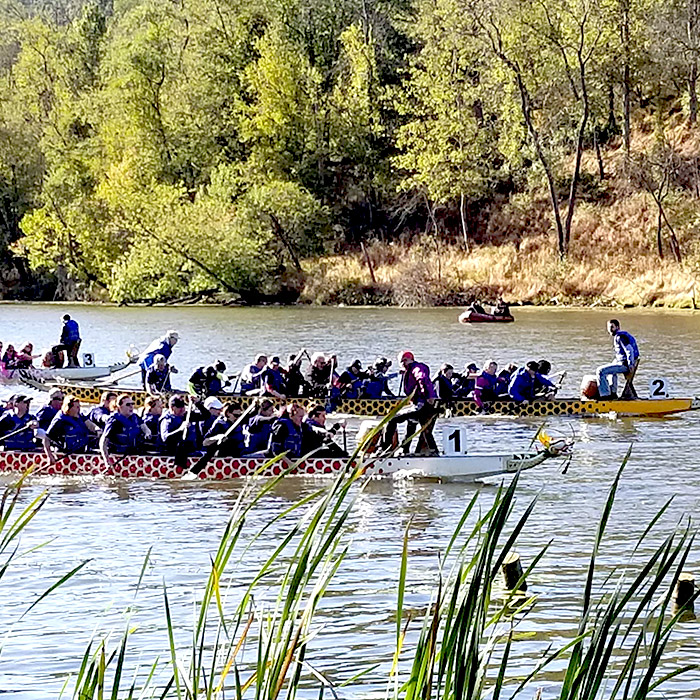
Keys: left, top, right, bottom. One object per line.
{"left": 472, "top": 360, "right": 499, "bottom": 412}
{"left": 380, "top": 350, "right": 439, "bottom": 455}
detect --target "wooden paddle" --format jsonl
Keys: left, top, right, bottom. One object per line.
{"left": 0, "top": 422, "right": 36, "bottom": 444}
{"left": 184, "top": 401, "right": 257, "bottom": 478}
{"left": 172, "top": 399, "right": 195, "bottom": 469}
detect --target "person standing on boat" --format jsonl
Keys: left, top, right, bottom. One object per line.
{"left": 55, "top": 314, "right": 81, "bottom": 367}
{"left": 597, "top": 320, "right": 639, "bottom": 399}
{"left": 139, "top": 331, "right": 179, "bottom": 390}
{"left": 146, "top": 354, "right": 176, "bottom": 394}
{"left": 100, "top": 394, "right": 150, "bottom": 466}
{"left": 0, "top": 395, "right": 38, "bottom": 451}
{"left": 43, "top": 395, "right": 99, "bottom": 461}
{"left": 381, "top": 351, "right": 439, "bottom": 455}
{"left": 509, "top": 361, "right": 556, "bottom": 404}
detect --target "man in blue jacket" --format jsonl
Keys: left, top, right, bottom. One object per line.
{"left": 597, "top": 319, "right": 639, "bottom": 399}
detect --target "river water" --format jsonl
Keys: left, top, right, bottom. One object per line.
{"left": 1, "top": 303, "right": 700, "bottom": 698}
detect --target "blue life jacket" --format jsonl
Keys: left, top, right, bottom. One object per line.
{"left": 147, "top": 366, "right": 171, "bottom": 392}
{"left": 0, "top": 412, "right": 37, "bottom": 450}
{"left": 142, "top": 413, "right": 162, "bottom": 449}
{"left": 47, "top": 412, "right": 90, "bottom": 452}
{"left": 139, "top": 339, "right": 172, "bottom": 371}
{"left": 36, "top": 404, "right": 59, "bottom": 431}
{"left": 62, "top": 319, "right": 80, "bottom": 342}
{"left": 104, "top": 412, "right": 143, "bottom": 454}
{"left": 263, "top": 368, "right": 286, "bottom": 395}
{"left": 240, "top": 365, "right": 264, "bottom": 393}
{"left": 205, "top": 416, "right": 246, "bottom": 456}
{"left": 88, "top": 405, "right": 111, "bottom": 428}
{"left": 160, "top": 412, "right": 197, "bottom": 453}
{"left": 268, "top": 417, "right": 303, "bottom": 458}
{"left": 246, "top": 415, "right": 274, "bottom": 453}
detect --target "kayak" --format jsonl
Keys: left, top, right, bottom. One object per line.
{"left": 0, "top": 445, "right": 563, "bottom": 482}
{"left": 26, "top": 382, "right": 700, "bottom": 418}
{"left": 2, "top": 361, "right": 133, "bottom": 387}
{"left": 459, "top": 310, "right": 515, "bottom": 323}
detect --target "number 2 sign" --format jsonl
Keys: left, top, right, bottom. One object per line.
{"left": 649, "top": 377, "right": 671, "bottom": 399}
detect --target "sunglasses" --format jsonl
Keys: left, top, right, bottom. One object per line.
{"left": 124, "top": 402, "right": 135, "bottom": 407}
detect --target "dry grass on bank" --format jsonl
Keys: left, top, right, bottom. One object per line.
{"left": 303, "top": 122, "right": 700, "bottom": 308}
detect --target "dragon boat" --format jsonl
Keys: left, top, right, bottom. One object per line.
{"left": 21, "top": 380, "right": 700, "bottom": 418}
{"left": 0, "top": 442, "right": 566, "bottom": 482}
{"left": 2, "top": 361, "right": 133, "bottom": 387}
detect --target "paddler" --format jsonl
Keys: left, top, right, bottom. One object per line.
{"left": 141, "top": 395, "right": 164, "bottom": 450}
{"left": 146, "top": 354, "right": 176, "bottom": 393}
{"left": 261, "top": 356, "right": 287, "bottom": 398}
{"left": 472, "top": 360, "right": 499, "bottom": 412}
{"left": 304, "top": 353, "right": 333, "bottom": 398}
{"left": 245, "top": 399, "right": 277, "bottom": 453}
{"left": 336, "top": 360, "right": 367, "bottom": 398}
{"left": 203, "top": 401, "right": 247, "bottom": 456}
{"left": 239, "top": 354, "right": 267, "bottom": 394}
{"left": 433, "top": 363, "right": 455, "bottom": 402}
{"left": 188, "top": 361, "right": 228, "bottom": 398}
{"left": 284, "top": 352, "right": 309, "bottom": 397}
{"left": 139, "top": 330, "right": 179, "bottom": 389}
{"left": 267, "top": 402, "right": 305, "bottom": 458}
{"left": 302, "top": 404, "right": 347, "bottom": 457}
{"left": 36, "top": 388, "right": 65, "bottom": 431}
{"left": 159, "top": 395, "right": 198, "bottom": 456}
{"left": 100, "top": 394, "right": 151, "bottom": 466}
{"left": 360, "top": 357, "right": 395, "bottom": 398}
{"left": 596, "top": 319, "right": 639, "bottom": 399}
{"left": 88, "top": 390, "right": 117, "bottom": 429}
{"left": 508, "top": 361, "right": 556, "bottom": 404}
{"left": 0, "top": 395, "right": 38, "bottom": 451}
{"left": 43, "top": 395, "right": 100, "bottom": 461}
{"left": 380, "top": 351, "right": 439, "bottom": 456}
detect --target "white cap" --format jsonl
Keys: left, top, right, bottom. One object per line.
{"left": 204, "top": 397, "right": 223, "bottom": 410}
{"left": 166, "top": 330, "right": 179, "bottom": 340}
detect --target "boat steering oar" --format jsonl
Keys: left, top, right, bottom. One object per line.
{"left": 183, "top": 401, "right": 257, "bottom": 479}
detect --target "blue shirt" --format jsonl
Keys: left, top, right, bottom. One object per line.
{"left": 139, "top": 338, "right": 173, "bottom": 371}
{"left": 613, "top": 330, "right": 639, "bottom": 367}
{"left": 61, "top": 319, "right": 80, "bottom": 343}
{"left": 508, "top": 368, "right": 555, "bottom": 403}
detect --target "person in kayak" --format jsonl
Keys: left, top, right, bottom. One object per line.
{"left": 508, "top": 361, "right": 556, "bottom": 404}
{"left": 596, "top": 319, "right": 639, "bottom": 399}
{"left": 139, "top": 330, "right": 179, "bottom": 389}
{"left": 381, "top": 351, "right": 439, "bottom": 455}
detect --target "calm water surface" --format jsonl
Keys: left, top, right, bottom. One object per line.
{"left": 1, "top": 304, "right": 700, "bottom": 697}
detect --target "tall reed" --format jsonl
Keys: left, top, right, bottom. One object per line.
{"left": 26, "top": 449, "right": 697, "bottom": 699}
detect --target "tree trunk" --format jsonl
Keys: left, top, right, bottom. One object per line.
{"left": 594, "top": 128, "right": 605, "bottom": 180}
{"left": 621, "top": 0, "right": 631, "bottom": 166}
{"left": 689, "top": 0, "right": 699, "bottom": 123}
{"left": 459, "top": 191, "right": 470, "bottom": 251}
{"left": 656, "top": 205, "right": 664, "bottom": 259}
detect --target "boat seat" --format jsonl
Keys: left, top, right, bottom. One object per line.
{"left": 621, "top": 359, "right": 639, "bottom": 400}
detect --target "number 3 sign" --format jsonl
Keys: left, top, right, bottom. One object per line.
{"left": 649, "top": 377, "right": 671, "bottom": 399}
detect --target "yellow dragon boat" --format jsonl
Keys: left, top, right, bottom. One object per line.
{"left": 20, "top": 379, "right": 700, "bottom": 418}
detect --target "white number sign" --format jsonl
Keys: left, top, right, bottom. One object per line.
{"left": 443, "top": 425, "right": 468, "bottom": 455}
{"left": 648, "top": 377, "right": 671, "bottom": 399}
{"left": 81, "top": 352, "right": 95, "bottom": 367}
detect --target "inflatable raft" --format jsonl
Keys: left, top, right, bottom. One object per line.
{"left": 459, "top": 310, "right": 515, "bottom": 323}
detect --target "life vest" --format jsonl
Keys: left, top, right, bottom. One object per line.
{"left": 160, "top": 412, "right": 197, "bottom": 453}
{"left": 47, "top": 413, "right": 90, "bottom": 452}
{"left": 240, "top": 365, "right": 264, "bottom": 393}
{"left": 62, "top": 319, "right": 80, "bottom": 342}
{"left": 142, "top": 414, "right": 162, "bottom": 448}
{"left": 147, "top": 367, "right": 171, "bottom": 391}
{"left": 268, "top": 417, "right": 302, "bottom": 458}
{"left": 246, "top": 415, "right": 273, "bottom": 453}
{"left": 264, "top": 368, "right": 286, "bottom": 394}
{"left": 36, "top": 404, "right": 59, "bottom": 431}
{"left": 0, "top": 413, "right": 37, "bottom": 451}
{"left": 104, "top": 412, "right": 143, "bottom": 453}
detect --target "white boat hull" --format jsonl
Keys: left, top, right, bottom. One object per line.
{"left": 0, "top": 361, "right": 133, "bottom": 387}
